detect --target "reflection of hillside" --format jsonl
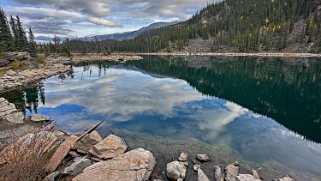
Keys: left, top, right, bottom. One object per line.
{"left": 128, "top": 56, "right": 321, "bottom": 143}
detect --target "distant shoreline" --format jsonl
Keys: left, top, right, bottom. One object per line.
{"left": 132, "top": 52, "right": 321, "bottom": 58}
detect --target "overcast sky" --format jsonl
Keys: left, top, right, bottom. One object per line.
{"left": 1, "top": 0, "right": 215, "bottom": 39}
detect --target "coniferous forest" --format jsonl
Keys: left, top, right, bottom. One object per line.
{"left": 46, "top": 0, "right": 321, "bottom": 54}
{"left": 0, "top": 9, "right": 36, "bottom": 57}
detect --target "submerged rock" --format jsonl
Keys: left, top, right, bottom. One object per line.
{"left": 46, "top": 135, "right": 78, "bottom": 172}
{"left": 63, "top": 157, "right": 92, "bottom": 176}
{"left": 73, "top": 148, "right": 156, "bottom": 181}
{"left": 89, "top": 134, "right": 127, "bottom": 159}
{"left": 275, "top": 175, "right": 296, "bottom": 181}
{"left": 166, "top": 161, "right": 187, "bottom": 180}
{"left": 196, "top": 153, "right": 211, "bottom": 162}
{"left": 29, "top": 114, "right": 51, "bottom": 122}
{"left": 225, "top": 162, "right": 240, "bottom": 181}
{"left": 178, "top": 152, "right": 188, "bottom": 162}
{"left": 197, "top": 168, "right": 210, "bottom": 181}
{"left": 214, "top": 165, "right": 225, "bottom": 181}
{"left": 236, "top": 174, "right": 262, "bottom": 181}
{"left": 74, "top": 131, "right": 102, "bottom": 153}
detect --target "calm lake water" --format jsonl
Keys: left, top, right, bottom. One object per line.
{"left": 1, "top": 56, "right": 321, "bottom": 180}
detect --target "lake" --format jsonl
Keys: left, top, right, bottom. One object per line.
{"left": 1, "top": 56, "right": 321, "bottom": 180}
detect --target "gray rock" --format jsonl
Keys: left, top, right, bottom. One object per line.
{"left": 196, "top": 154, "right": 211, "bottom": 162}
{"left": 69, "top": 151, "right": 81, "bottom": 158}
{"left": 29, "top": 114, "right": 51, "bottom": 122}
{"left": 43, "top": 171, "right": 61, "bottom": 181}
{"left": 0, "top": 59, "right": 10, "bottom": 67}
{"left": 214, "top": 165, "right": 225, "bottom": 181}
{"left": 63, "top": 158, "right": 92, "bottom": 176}
{"left": 197, "top": 168, "right": 210, "bottom": 181}
{"left": 89, "top": 134, "right": 127, "bottom": 159}
{"left": 236, "top": 174, "right": 262, "bottom": 181}
{"left": 166, "top": 161, "right": 187, "bottom": 180}
{"left": 178, "top": 152, "right": 188, "bottom": 162}
{"left": 225, "top": 162, "right": 240, "bottom": 181}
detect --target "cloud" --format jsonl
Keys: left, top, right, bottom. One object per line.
{"left": 88, "top": 17, "right": 121, "bottom": 27}
{"left": 5, "top": 0, "right": 217, "bottom": 37}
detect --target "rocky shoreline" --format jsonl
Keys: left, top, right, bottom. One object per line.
{"left": 0, "top": 62, "right": 71, "bottom": 93}
{"left": 72, "top": 53, "right": 143, "bottom": 63}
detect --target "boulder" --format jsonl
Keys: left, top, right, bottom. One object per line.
{"left": 236, "top": 174, "right": 262, "bottom": 181}
{"left": 214, "top": 165, "right": 225, "bottom": 181}
{"left": 225, "top": 162, "right": 240, "bottom": 181}
{"left": 63, "top": 158, "right": 92, "bottom": 176}
{"left": 73, "top": 148, "right": 156, "bottom": 181}
{"left": 198, "top": 168, "right": 210, "bottom": 181}
{"left": 196, "top": 154, "right": 211, "bottom": 162}
{"left": 6, "top": 52, "right": 30, "bottom": 61}
{"left": 46, "top": 135, "right": 79, "bottom": 172}
{"left": 74, "top": 131, "right": 102, "bottom": 153}
{"left": 89, "top": 134, "right": 127, "bottom": 159}
{"left": 166, "top": 161, "right": 187, "bottom": 180}
{"left": 178, "top": 152, "right": 188, "bottom": 162}
{"left": 29, "top": 114, "right": 51, "bottom": 122}
{"left": 0, "top": 131, "right": 58, "bottom": 164}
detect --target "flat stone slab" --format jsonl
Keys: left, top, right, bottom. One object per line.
{"left": 89, "top": 134, "right": 127, "bottom": 159}
{"left": 29, "top": 114, "right": 51, "bottom": 122}
{"left": 73, "top": 148, "right": 156, "bottom": 181}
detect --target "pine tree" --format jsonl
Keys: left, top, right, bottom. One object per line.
{"left": 10, "top": 15, "right": 18, "bottom": 50}
{"left": 28, "top": 27, "right": 36, "bottom": 57}
{"left": 15, "top": 15, "right": 28, "bottom": 51}
{"left": 0, "top": 8, "right": 13, "bottom": 51}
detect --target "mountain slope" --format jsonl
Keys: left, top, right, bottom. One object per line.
{"left": 83, "top": 21, "right": 178, "bottom": 41}
{"left": 66, "top": 0, "right": 321, "bottom": 53}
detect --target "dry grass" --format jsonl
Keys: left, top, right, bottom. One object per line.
{"left": 0, "top": 130, "right": 58, "bottom": 181}
{"left": 11, "top": 60, "right": 22, "bottom": 70}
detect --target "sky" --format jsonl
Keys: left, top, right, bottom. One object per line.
{"left": 1, "top": 0, "right": 215, "bottom": 40}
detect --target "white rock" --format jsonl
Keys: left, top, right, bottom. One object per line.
{"left": 166, "top": 161, "right": 187, "bottom": 180}
{"left": 236, "top": 174, "right": 262, "bottom": 181}
{"left": 178, "top": 152, "right": 188, "bottom": 162}
{"left": 225, "top": 162, "right": 240, "bottom": 181}
{"left": 214, "top": 165, "right": 225, "bottom": 181}
{"left": 198, "top": 168, "right": 210, "bottom": 181}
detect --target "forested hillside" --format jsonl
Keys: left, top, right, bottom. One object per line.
{"left": 45, "top": 0, "right": 321, "bottom": 53}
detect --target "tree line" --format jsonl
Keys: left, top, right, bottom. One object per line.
{"left": 0, "top": 8, "right": 36, "bottom": 57}
{"left": 52, "top": 0, "right": 321, "bottom": 54}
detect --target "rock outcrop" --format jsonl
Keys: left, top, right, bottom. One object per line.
{"left": 0, "top": 97, "right": 24, "bottom": 123}
{"left": 89, "top": 134, "right": 127, "bottom": 159}
{"left": 73, "top": 148, "right": 156, "bottom": 181}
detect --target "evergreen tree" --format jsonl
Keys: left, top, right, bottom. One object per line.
{"left": 10, "top": 15, "right": 18, "bottom": 50}
{"left": 28, "top": 27, "right": 36, "bottom": 57}
{"left": 15, "top": 15, "right": 28, "bottom": 51}
{"left": 0, "top": 8, "right": 13, "bottom": 51}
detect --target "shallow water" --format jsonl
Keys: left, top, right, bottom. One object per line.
{"left": 1, "top": 56, "right": 321, "bottom": 180}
